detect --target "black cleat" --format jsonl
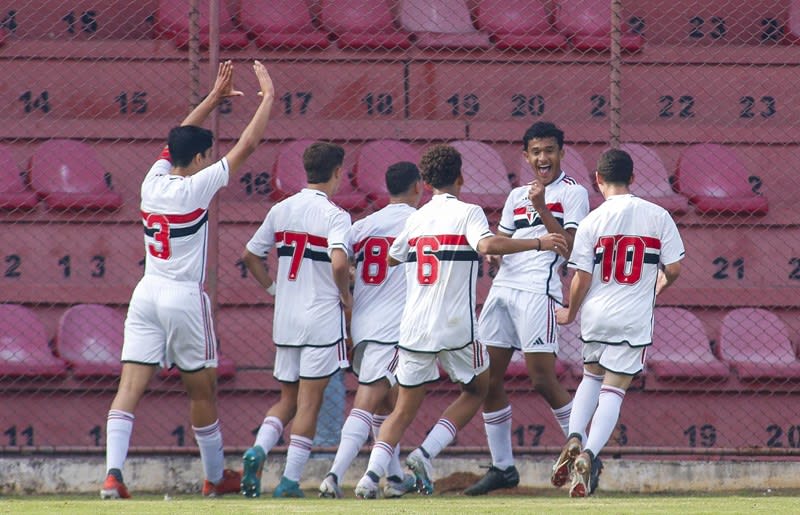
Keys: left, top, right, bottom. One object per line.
{"left": 589, "top": 456, "right": 603, "bottom": 495}
{"left": 463, "top": 465, "right": 520, "bottom": 496}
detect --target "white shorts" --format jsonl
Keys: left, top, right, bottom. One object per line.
{"left": 478, "top": 286, "right": 559, "bottom": 354}
{"left": 122, "top": 276, "right": 217, "bottom": 372}
{"left": 396, "top": 342, "right": 489, "bottom": 387}
{"left": 352, "top": 341, "right": 399, "bottom": 386}
{"left": 582, "top": 341, "right": 647, "bottom": 376}
{"left": 273, "top": 342, "right": 349, "bottom": 382}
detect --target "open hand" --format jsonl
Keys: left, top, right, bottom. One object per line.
{"left": 212, "top": 60, "right": 244, "bottom": 101}
{"left": 253, "top": 60, "right": 275, "bottom": 100}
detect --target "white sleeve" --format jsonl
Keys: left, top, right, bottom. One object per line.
{"left": 567, "top": 222, "right": 596, "bottom": 274}
{"left": 327, "top": 209, "right": 352, "bottom": 257}
{"left": 562, "top": 184, "right": 590, "bottom": 230}
{"left": 187, "top": 158, "right": 230, "bottom": 208}
{"left": 246, "top": 208, "right": 276, "bottom": 257}
{"left": 465, "top": 205, "right": 494, "bottom": 251}
{"left": 389, "top": 226, "right": 411, "bottom": 263}
{"left": 659, "top": 213, "right": 686, "bottom": 265}
{"left": 497, "top": 191, "right": 517, "bottom": 235}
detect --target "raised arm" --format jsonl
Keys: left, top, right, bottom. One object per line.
{"left": 528, "top": 180, "right": 576, "bottom": 253}
{"left": 181, "top": 60, "right": 243, "bottom": 128}
{"left": 477, "top": 233, "right": 568, "bottom": 257}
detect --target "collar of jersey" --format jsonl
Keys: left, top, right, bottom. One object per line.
{"left": 302, "top": 188, "right": 328, "bottom": 198}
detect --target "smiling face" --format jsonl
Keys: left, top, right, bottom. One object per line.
{"left": 524, "top": 136, "right": 564, "bottom": 186}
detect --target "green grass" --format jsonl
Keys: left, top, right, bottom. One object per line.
{"left": 1, "top": 493, "right": 795, "bottom": 514}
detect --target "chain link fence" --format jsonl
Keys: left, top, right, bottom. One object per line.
{"left": 1, "top": 0, "right": 798, "bottom": 459}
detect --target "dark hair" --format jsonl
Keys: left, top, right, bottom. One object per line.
{"left": 385, "top": 161, "right": 420, "bottom": 196}
{"left": 419, "top": 145, "right": 462, "bottom": 189}
{"left": 303, "top": 141, "right": 345, "bottom": 184}
{"left": 596, "top": 148, "right": 634, "bottom": 185}
{"left": 522, "top": 121, "right": 565, "bottom": 151}
{"left": 168, "top": 126, "right": 214, "bottom": 168}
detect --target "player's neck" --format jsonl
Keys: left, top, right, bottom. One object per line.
{"left": 389, "top": 194, "right": 416, "bottom": 207}
{"left": 432, "top": 184, "right": 459, "bottom": 197}
{"left": 306, "top": 182, "right": 336, "bottom": 197}
{"left": 600, "top": 183, "right": 631, "bottom": 199}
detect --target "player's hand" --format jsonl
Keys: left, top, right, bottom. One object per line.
{"left": 655, "top": 269, "right": 667, "bottom": 296}
{"left": 253, "top": 60, "right": 275, "bottom": 100}
{"left": 539, "top": 233, "right": 569, "bottom": 257}
{"left": 555, "top": 307, "right": 573, "bottom": 325}
{"left": 340, "top": 291, "right": 353, "bottom": 311}
{"left": 486, "top": 254, "right": 502, "bottom": 275}
{"left": 211, "top": 60, "right": 244, "bottom": 101}
{"left": 527, "top": 179, "right": 546, "bottom": 210}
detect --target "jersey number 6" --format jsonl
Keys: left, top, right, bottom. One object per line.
{"left": 415, "top": 236, "right": 440, "bottom": 285}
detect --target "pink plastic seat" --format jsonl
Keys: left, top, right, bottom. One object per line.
{"left": 720, "top": 308, "right": 800, "bottom": 381}
{"left": 0, "top": 145, "right": 38, "bottom": 210}
{"left": 398, "top": 0, "right": 491, "bottom": 49}
{"left": 57, "top": 304, "right": 124, "bottom": 377}
{"left": 354, "top": 140, "right": 419, "bottom": 208}
{"left": 675, "top": 144, "right": 769, "bottom": 216}
{"left": 450, "top": 140, "right": 511, "bottom": 212}
{"left": 0, "top": 304, "right": 68, "bottom": 378}
{"left": 619, "top": 143, "right": 689, "bottom": 215}
{"left": 155, "top": 0, "right": 249, "bottom": 49}
{"left": 476, "top": 0, "right": 567, "bottom": 50}
{"left": 29, "top": 140, "right": 123, "bottom": 211}
{"left": 520, "top": 146, "right": 602, "bottom": 208}
{"left": 646, "top": 308, "right": 729, "bottom": 381}
{"left": 320, "top": 0, "right": 410, "bottom": 49}
{"left": 555, "top": 0, "right": 643, "bottom": 52}
{"left": 241, "top": 0, "right": 330, "bottom": 49}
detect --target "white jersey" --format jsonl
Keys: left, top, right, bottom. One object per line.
{"left": 350, "top": 203, "right": 416, "bottom": 345}
{"left": 247, "top": 188, "right": 351, "bottom": 347}
{"left": 568, "top": 194, "right": 685, "bottom": 347}
{"left": 140, "top": 148, "right": 229, "bottom": 284}
{"left": 389, "top": 193, "right": 493, "bottom": 352}
{"left": 493, "top": 172, "right": 589, "bottom": 300}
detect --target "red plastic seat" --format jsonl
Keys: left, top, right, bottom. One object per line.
{"left": 450, "top": 140, "right": 511, "bottom": 212}
{"left": 0, "top": 304, "right": 68, "bottom": 378}
{"left": 57, "top": 304, "right": 124, "bottom": 377}
{"left": 28, "top": 140, "right": 123, "bottom": 211}
{"left": 675, "top": 144, "right": 769, "bottom": 216}
{"left": 398, "top": 0, "right": 491, "bottom": 49}
{"left": 155, "top": 0, "right": 249, "bottom": 49}
{"left": 555, "top": 0, "right": 643, "bottom": 52}
{"left": 475, "top": 0, "right": 567, "bottom": 50}
{"left": 719, "top": 308, "right": 800, "bottom": 381}
{"left": 320, "top": 0, "right": 411, "bottom": 49}
{"left": 646, "top": 307, "right": 729, "bottom": 381}
{"left": 619, "top": 143, "right": 689, "bottom": 215}
{"left": 0, "top": 144, "right": 38, "bottom": 210}
{"left": 520, "top": 146, "right": 602, "bottom": 208}
{"left": 354, "top": 140, "right": 419, "bottom": 208}
{"left": 241, "top": 0, "right": 330, "bottom": 49}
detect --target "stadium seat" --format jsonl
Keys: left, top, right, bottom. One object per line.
{"left": 520, "top": 146, "right": 603, "bottom": 208}
{"left": 450, "top": 140, "right": 512, "bottom": 212}
{"left": 0, "top": 144, "right": 38, "bottom": 210}
{"left": 555, "top": 0, "right": 643, "bottom": 51}
{"left": 320, "top": 0, "right": 411, "bottom": 49}
{"left": 56, "top": 304, "right": 124, "bottom": 377}
{"left": 674, "top": 144, "right": 769, "bottom": 216}
{"left": 646, "top": 307, "right": 730, "bottom": 381}
{"left": 398, "top": 0, "right": 491, "bottom": 49}
{"left": 155, "top": 0, "right": 249, "bottom": 49}
{"left": 240, "top": 0, "right": 331, "bottom": 49}
{"left": 354, "top": 140, "right": 420, "bottom": 208}
{"left": 719, "top": 308, "right": 800, "bottom": 381}
{"left": 28, "top": 140, "right": 123, "bottom": 211}
{"left": 619, "top": 143, "right": 690, "bottom": 215}
{"left": 0, "top": 304, "right": 68, "bottom": 378}
{"left": 475, "top": 0, "right": 567, "bottom": 50}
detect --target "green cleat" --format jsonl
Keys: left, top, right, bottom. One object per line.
{"left": 273, "top": 476, "right": 305, "bottom": 498}
{"left": 240, "top": 446, "right": 266, "bottom": 498}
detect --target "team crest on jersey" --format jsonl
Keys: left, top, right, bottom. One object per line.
{"left": 525, "top": 205, "right": 540, "bottom": 224}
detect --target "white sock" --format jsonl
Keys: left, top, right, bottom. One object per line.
{"left": 569, "top": 370, "right": 604, "bottom": 442}
{"left": 585, "top": 385, "right": 625, "bottom": 457}
{"left": 106, "top": 410, "right": 134, "bottom": 473}
{"left": 552, "top": 400, "right": 573, "bottom": 437}
{"left": 483, "top": 406, "right": 513, "bottom": 469}
{"left": 372, "top": 414, "right": 403, "bottom": 479}
{"left": 329, "top": 409, "right": 372, "bottom": 481}
{"left": 255, "top": 416, "right": 283, "bottom": 454}
{"left": 420, "top": 418, "right": 457, "bottom": 460}
{"left": 283, "top": 434, "right": 313, "bottom": 482}
{"left": 193, "top": 420, "right": 224, "bottom": 484}
{"left": 365, "top": 440, "right": 395, "bottom": 479}
{"left": 372, "top": 414, "right": 387, "bottom": 440}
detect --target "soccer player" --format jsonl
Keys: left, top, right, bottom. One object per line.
{"left": 100, "top": 61, "right": 275, "bottom": 499}
{"left": 353, "top": 144, "right": 569, "bottom": 499}
{"left": 240, "top": 141, "right": 352, "bottom": 498}
{"left": 553, "top": 148, "right": 684, "bottom": 497}
{"left": 465, "top": 122, "right": 590, "bottom": 496}
{"left": 318, "top": 162, "right": 422, "bottom": 499}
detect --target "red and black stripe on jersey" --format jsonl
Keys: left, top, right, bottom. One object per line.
{"left": 274, "top": 231, "right": 332, "bottom": 262}
{"left": 141, "top": 208, "right": 208, "bottom": 238}
{"left": 405, "top": 234, "right": 479, "bottom": 262}
{"left": 353, "top": 236, "right": 396, "bottom": 264}
{"left": 593, "top": 235, "right": 662, "bottom": 265}
{"left": 512, "top": 202, "right": 564, "bottom": 229}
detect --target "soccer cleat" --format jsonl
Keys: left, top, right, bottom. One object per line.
{"left": 203, "top": 469, "right": 243, "bottom": 497}
{"left": 406, "top": 448, "right": 434, "bottom": 495}
{"left": 354, "top": 475, "right": 379, "bottom": 499}
{"left": 100, "top": 471, "right": 131, "bottom": 499}
{"left": 463, "top": 465, "right": 520, "bottom": 496}
{"left": 319, "top": 473, "right": 343, "bottom": 499}
{"left": 240, "top": 445, "right": 266, "bottom": 498}
{"left": 589, "top": 456, "right": 603, "bottom": 495}
{"left": 552, "top": 434, "right": 582, "bottom": 488}
{"left": 272, "top": 476, "right": 305, "bottom": 498}
{"left": 383, "top": 473, "right": 417, "bottom": 498}
{"left": 569, "top": 451, "right": 593, "bottom": 498}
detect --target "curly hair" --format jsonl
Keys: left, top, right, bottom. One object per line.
{"left": 419, "top": 144, "right": 462, "bottom": 189}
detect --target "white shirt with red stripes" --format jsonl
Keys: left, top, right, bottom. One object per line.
{"left": 247, "top": 188, "right": 352, "bottom": 347}
{"left": 568, "top": 194, "right": 685, "bottom": 347}
{"left": 493, "top": 172, "right": 589, "bottom": 300}
{"left": 140, "top": 149, "right": 229, "bottom": 284}
{"left": 389, "top": 193, "right": 493, "bottom": 352}
{"left": 350, "top": 203, "right": 416, "bottom": 345}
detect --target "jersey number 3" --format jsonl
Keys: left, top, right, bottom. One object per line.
{"left": 145, "top": 214, "right": 171, "bottom": 260}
